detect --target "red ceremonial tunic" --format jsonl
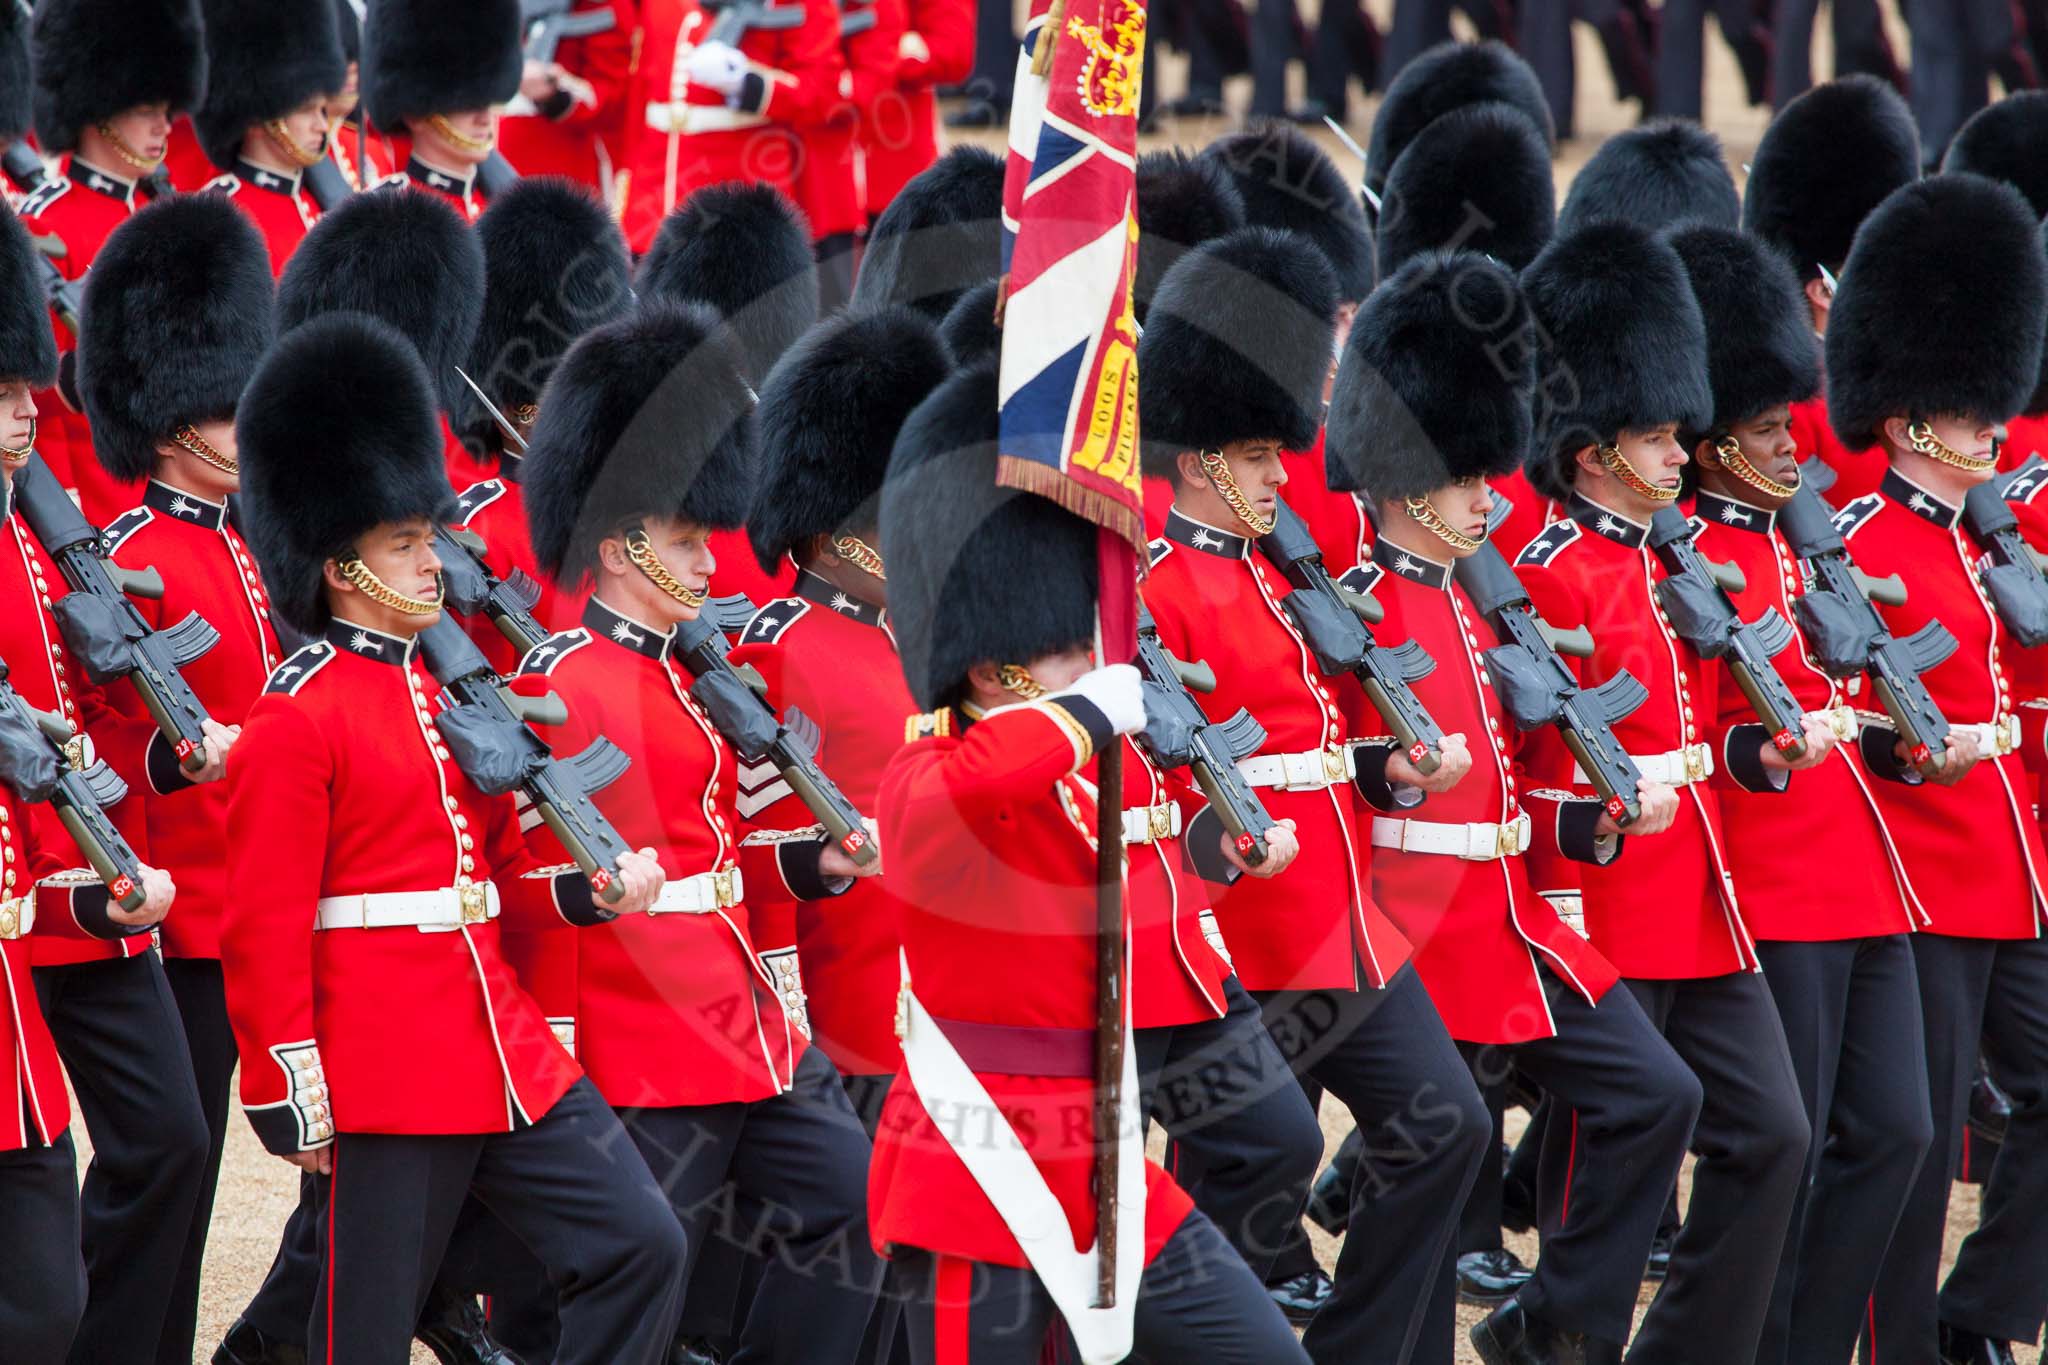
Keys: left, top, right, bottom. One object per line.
{"left": 1688, "top": 490, "right": 1925, "bottom": 939}
{"left": 1791, "top": 393, "right": 1886, "bottom": 509}
{"left": 1140, "top": 507, "right": 1413, "bottom": 992}
{"left": 856, "top": 0, "right": 974, "bottom": 216}
{"left": 507, "top": 598, "right": 826, "bottom": 1108}
{"left": 1140, "top": 434, "right": 1372, "bottom": 572}
{"left": 18, "top": 156, "right": 145, "bottom": 523}
{"left": 1828, "top": 469, "right": 2048, "bottom": 939}
{"left": 709, "top": 529, "right": 796, "bottom": 612}
{"left": 1513, "top": 494, "right": 1758, "bottom": 980}
{"left": 1342, "top": 540, "right": 1620, "bottom": 1043}
{"left": 498, "top": 0, "right": 641, "bottom": 192}
{"left": 0, "top": 783, "right": 69, "bottom": 1150}
{"left": 397, "top": 156, "right": 487, "bottom": 224}
{"left": 221, "top": 620, "right": 582, "bottom": 1153}
{"left": 202, "top": 158, "right": 321, "bottom": 277}
{"left": 870, "top": 694, "right": 1195, "bottom": 1268}
{"left": 162, "top": 116, "right": 216, "bottom": 192}
{"left": 101, "top": 483, "right": 284, "bottom": 959}
{"left": 622, "top": 0, "right": 845, "bottom": 252}
{"left": 2000, "top": 411, "right": 2048, "bottom": 473}
{"left": 1488, "top": 467, "right": 1561, "bottom": 562}
{"left": 450, "top": 467, "right": 581, "bottom": 677}
{"left": 791, "top": 0, "right": 899, "bottom": 242}
{"left": 330, "top": 120, "right": 397, "bottom": 192}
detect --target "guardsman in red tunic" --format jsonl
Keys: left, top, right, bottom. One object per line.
{"left": 637, "top": 184, "right": 821, "bottom": 608}
{"left": 855, "top": 0, "right": 974, "bottom": 219}
{"left": 20, "top": 0, "right": 205, "bottom": 523}
{"left": 620, "top": 0, "right": 845, "bottom": 253}
{"left": 1742, "top": 76, "right": 1922, "bottom": 509}
{"left": 73, "top": 194, "right": 292, "bottom": 1365}
{"left": 225, "top": 311, "right": 685, "bottom": 1365}
{"left": 361, "top": 0, "right": 525, "bottom": 223}
{"left": 1327, "top": 251, "right": 1701, "bottom": 1365}
{"left": 498, "top": 0, "right": 639, "bottom": 194}
{"left": 276, "top": 187, "right": 494, "bottom": 495}
{"left": 796, "top": 0, "right": 899, "bottom": 310}
{"left": 490, "top": 301, "right": 882, "bottom": 1360}
{"left": 1515, "top": 220, "right": 1816, "bottom": 1365}
{"left": 1137, "top": 228, "right": 1493, "bottom": 1364}
{"left": 1669, "top": 222, "right": 1938, "bottom": 1365}
{"left": 872, "top": 359, "right": 1311, "bottom": 1364}
{"left": 191, "top": 0, "right": 346, "bottom": 277}
{"left": 1821, "top": 175, "right": 2048, "bottom": 1365}
{"left": 326, "top": 4, "right": 398, "bottom": 194}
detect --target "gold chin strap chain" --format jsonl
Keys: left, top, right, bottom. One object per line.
{"left": 996, "top": 664, "right": 1046, "bottom": 700}
{"left": 339, "top": 557, "right": 442, "bottom": 616}
{"left": 625, "top": 527, "right": 708, "bottom": 609}
{"left": 1714, "top": 435, "right": 1798, "bottom": 499}
{"left": 94, "top": 122, "right": 161, "bottom": 173}
{"left": 172, "top": 424, "right": 239, "bottom": 476}
{"left": 427, "top": 113, "right": 495, "bottom": 155}
{"left": 1403, "top": 496, "right": 1482, "bottom": 552}
{"left": 0, "top": 418, "right": 36, "bottom": 465}
{"left": 261, "top": 119, "right": 324, "bottom": 169}
{"left": 1198, "top": 450, "right": 1276, "bottom": 535}
{"left": 513, "top": 403, "right": 539, "bottom": 428}
{"left": 833, "top": 534, "right": 887, "bottom": 581}
{"left": 1597, "top": 444, "right": 1679, "bottom": 502}
{"left": 1908, "top": 421, "right": 1996, "bottom": 472}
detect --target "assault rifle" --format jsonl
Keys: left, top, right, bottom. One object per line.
{"left": 1646, "top": 505, "right": 1808, "bottom": 761}
{"left": 0, "top": 656, "right": 147, "bottom": 911}
{"left": 13, "top": 455, "right": 218, "bottom": 772}
{"left": 417, "top": 616, "right": 633, "bottom": 905}
{"left": 521, "top": 0, "right": 619, "bottom": 63}
{"left": 3, "top": 141, "right": 47, "bottom": 194}
{"left": 1134, "top": 605, "right": 1274, "bottom": 866}
{"left": 705, "top": 0, "right": 810, "bottom": 45}
{"left": 28, "top": 234, "right": 84, "bottom": 338}
{"left": 1257, "top": 499, "right": 1446, "bottom": 774}
{"left": 1776, "top": 484, "right": 1956, "bottom": 778}
{"left": 1961, "top": 477, "right": 2048, "bottom": 648}
{"left": 435, "top": 527, "right": 550, "bottom": 660}
{"left": 303, "top": 153, "right": 354, "bottom": 210}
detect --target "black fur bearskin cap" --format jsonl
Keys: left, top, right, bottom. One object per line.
{"left": 31, "top": 0, "right": 205, "bottom": 152}
{"left": 636, "top": 181, "right": 818, "bottom": 385}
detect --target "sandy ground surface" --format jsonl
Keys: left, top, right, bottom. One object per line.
{"left": 124, "top": 5, "right": 2040, "bottom": 1361}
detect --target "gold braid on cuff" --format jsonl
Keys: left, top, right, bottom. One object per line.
{"left": 339, "top": 558, "right": 442, "bottom": 616}
{"left": 1908, "top": 421, "right": 1996, "bottom": 471}
{"left": 261, "top": 120, "right": 324, "bottom": 169}
{"left": 833, "top": 534, "right": 887, "bottom": 581}
{"left": 1597, "top": 444, "right": 1679, "bottom": 502}
{"left": 173, "top": 424, "right": 239, "bottom": 476}
{"left": 625, "top": 527, "right": 708, "bottom": 608}
{"left": 1404, "top": 496, "right": 1482, "bottom": 551}
{"left": 1199, "top": 450, "right": 1276, "bottom": 534}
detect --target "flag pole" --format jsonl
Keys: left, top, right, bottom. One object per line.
{"left": 1091, "top": 605, "right": 1123, "bottom": 1308}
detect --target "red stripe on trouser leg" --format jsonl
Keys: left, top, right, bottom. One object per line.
{"left": 1866, "top": 1295, "right": 1877, "bottom": 1363}
{"left": 1560, "top": 1108, "right": 1580, "bottom": 1227}
{"left": 936, "top": 1254, "right": 972, "bottom": 1365}
{"left": 325, "top": 1148, "right": 339, "bottom": 1365}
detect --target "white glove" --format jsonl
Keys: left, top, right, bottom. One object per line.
{"left": 1059, "top": 663, "right": 1146, "bottom": 736}
{"left": 686, "top": 41, "right": 748, "bottom": 97}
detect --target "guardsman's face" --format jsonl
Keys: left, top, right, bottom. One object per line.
{"left": 1698, "top": 404, "right": 1799, "bottom": 509}
{"left": 104, "top": 103, "right": 172, "bottom": 164}
{"left": 278, "top": 94, "right": 331, "bottom": 159}
{"left": 1576, "top": 423, "right": 1686, "bottom": 518}
{"left": 0, "top": 378, "right": 37, "bottom": 477}
{"left": 602, "top": 515, "right": 715, "bottom": 629}
{"left": 1426, "top": 476, "right": 1495, "bottom": 556}
{"left": 1022, "top": 646, "right": 1094, "bottom": 692}
{"left": 415, "top": 108, "right": 497, "bottom": 167}
{"left": 328, "top": 62, "right": 361, "bottom": 120}
{"left": 332, "top": 518, "right": 444, "bottom": 635}
{"left": 162, "top": 417, "right": 240, "bottom": 500}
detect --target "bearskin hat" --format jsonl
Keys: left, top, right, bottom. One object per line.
{"left": 0, "top": 1, "right": 31, "bottom": 141}
{"left": 276, "top": 187, "right": 485, "bottom": 414}
{"left": 361, "top": 0, "right": 521, "bottom": 132}
{"left": 1377, "top": 101, "right": 1554, "bottom": 279}
{"left": 238, "top": 312, "right": 452, "bottom": 634}
{"left": 1942, "top": 92, "right": 2048, "bottom": 219}
{"left": 939, "top": 279, "right": 1003, "bottom": 369}
{"left": 1364, "top": 40, "right": 1554, "bottom": 211}
{"left": 31, "top": 0, "right": 206, "bottom": 152}
{"left": 192, "top": 0, "right": 346, "bottom": 170}
{"left": 459, "top": 177, "right": 633, "bottom": 449}
{"left": 0, "top": 211, "right": 57, "bottom": 386}
{"left": 853, "top": 145, "right": 1006, "bottom": 319}
{"left": 1520, "top": 221, "right": 1713, "bottom": 502}
{"left": 1825, "top": 174, "right": 2048, "bottom": 450}
{"left": 881, "top": 363, "right": 1100, "bottom": 711}
{"left": 1135, "top": 149, "right": 1244, "bottom": 322}
{"left": 1556, "top": 120, "right": 1739, "bottom": 236}
{"left": 1326, "top": 251, "right": 1532, "bottom": 501}
{"left": 523, "top": 301, "right": 757, "bottom": 585}
{"left": 78, "top": 196, "right": 274, "bottom": 482}
{"left": 1202, "top": 123, "right": 1374, "bottom": 302}
{"left": 1665, "top": 224, "right": 1820, "bottom": 446}
{"left": 1743, "top": 75, "right": 1920, "bottom": 280}
{"left": 749, "top": 306, "right": 951, "bottom": 573}
{"left": 636, "top": 182, "right": 818, "bottom": 385}
{"left": 1137, "top": 227, "right": 1338, "bottom": 475}
{"left": 332, "top": 0, "right": 360, "bottom": 64}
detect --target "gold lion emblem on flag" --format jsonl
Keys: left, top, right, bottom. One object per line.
{"left": 1066, "top": 0, "right": 1145, "bottom": 120}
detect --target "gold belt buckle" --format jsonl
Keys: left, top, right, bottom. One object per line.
{"left": 1149, "top": 805, "right": 1173, "bottom": 842}
{"left": 1321, "top": 744, "right": 1350, "bottom": 787}
{"left": 1683, "top": 745, "right": 1706, "bottom": 784}
{"left": 712, "top": 868, "right": 737, "bottom": 908}
{"left": 1827, "top": 706, "right": 1856, "bottom": 741}
{"left": 0, "top": 896, "right": 20, "bottom": 939}
{"left": 458, "top": 883, "right": 489, "bottom": 924}
{"left": 1999, "top": 714, "right": 2019, "bottom": 755}
{"left": 1496, "top": 820, "right": 1523, "bottom": 859}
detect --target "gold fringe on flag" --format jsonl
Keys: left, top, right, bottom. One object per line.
{"left": 995, "top": 453, "right": 1148, "bottom": 556}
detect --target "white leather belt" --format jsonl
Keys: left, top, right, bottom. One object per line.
{"left": 1239, "top": 743, "right": 1357, "bottom": 793}
{"left": 1372, "top": 812, "right": 1532, "bottom": 861}
{"left": 1576, "top": 742, "right": 1713, "bottom": 789}
{"left": 1122, "top": 802, "right": 1183, "bottom": 846}
{"left": 1956, "top": 715, "right": 2023, "bottom": 757}
{"left": 314, "top": 882, "right": 499, "bottom": 932}
{"left": 644, "top": 100, "right": 767, "bottom": 135}
{"left": 0, "top": 891, "right": 33, "bottom": 940}
{"left": 649, "top": 868, "right": 744, "bottom": 915}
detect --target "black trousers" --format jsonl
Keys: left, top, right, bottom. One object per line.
{"left": 1866, "top": 933, "right": 2048, "bottom": 1358}
{"left": 963, "top": 0, "right": 1017, "bottom": 110}
{"left": 1906, "top": 0, "right": 2016, "bottom": 165}
{"left": 160, "top": 956, "right": 240, "bottom": 1365}
{"left": 1771, "top": 0, "right": 1903, "bottom": 104}
{"left": 1619, "top": 972, "right": 1811, "bottom": 1365}
{"left": 896, "top": 1209, "right": 1311, "bottom": 1364}
{"left": 32, "top": 952, "right": 209, "bottom": 1365}
{"left": 1517, "top": 0, "right": 1655, "bottom": 137}
{"left": 0, "top": 1129, "right": 85, "bottom": 1365}
{"left": 1249, "top": 0, "right": 1299, "bottom": 116}
{"left": 1139, "top": 975, "right": 1324, "bottom": 1280}
{"left": 1754, "top": 936, "right": 1931, "bottom": 1365}
{"left": 1255, "top": 966, "right": 1492, "bottom": 1365}
{"left": 1465, "top": 972, "right": 1700, "bottom": 1345}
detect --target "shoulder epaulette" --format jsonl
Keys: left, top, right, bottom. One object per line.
{"left": 453, "top": 479, "right": 507, "bottom": 525}
{"left": 740, "top": 598, "right": 809, "bottom": 645}
{"left": 2007, "top": 465, "right": 2048, "bottom": 506}
{"left": 904, "top": 709, "right": 953, "bottom": 742}
{"left": 1830, "top": 493, "right": 1884, "bottom": 539}
{"left": 201, "top": 173, "right": 240, "bottom": 196}
{"left": 1338, "top": 562, "right": 1383, "bottom": 595}
{"left": 1516, "top": 519, "right": 1581, "bottom": 568}
{"left": 18, "top": 179, "right": 68, "bottom": 217}
{"left": 1146, "top": 537, "right": 1174, "bottom": 567}
{"left": 265, "top": 641, "right": 336, "bottom": 695}
{"left": 518, "top": 629, "right": 591, "bottom": 677}
{"left": 100, "top": 506, "right": 154, "bottom": 552}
